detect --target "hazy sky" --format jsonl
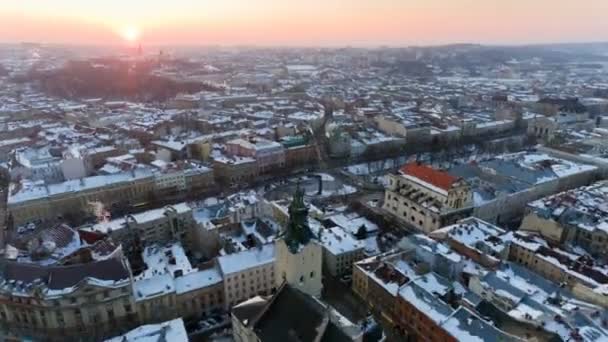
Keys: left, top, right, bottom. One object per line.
{"left": 1, "top": 0, "right": 607, "bottom": 46}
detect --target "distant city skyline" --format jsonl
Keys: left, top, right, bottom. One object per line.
{"left": 1, "top": 0, "right": 608, "bottom": 46}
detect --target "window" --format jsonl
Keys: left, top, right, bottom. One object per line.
{"left": 310, "top": 271, "right": 315, "bottom": 278}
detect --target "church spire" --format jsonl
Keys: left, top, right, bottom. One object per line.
{"left": 284, "top": 182, "right": 314, "bottom": 253}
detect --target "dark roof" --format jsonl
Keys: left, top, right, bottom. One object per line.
{"left": 234, "top": 284, "right": 355, "bottom": 342}
{"left": 49, "top": 258, "right": 129, "bottom": 289}
{"left": 0, "top": 258, "right": 130, "bottom": 290}
{"left": 321, "top": 322, "right": 352, "bottom": 342}
{"left": 254, "top": 285, "right": 326, "bottom": 342}
{"left": 2, "top": 262, "right": 49, "bottom": 284}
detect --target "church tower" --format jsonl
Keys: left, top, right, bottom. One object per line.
{"left": 274, "top": 184, "right": 323, "bottom": 297}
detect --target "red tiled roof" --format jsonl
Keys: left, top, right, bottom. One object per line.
{"left": 400, "top": 162, "right": 457, "bottom": 191}
{"left": 78, "top": 229, "right": 106, "bottom": 244}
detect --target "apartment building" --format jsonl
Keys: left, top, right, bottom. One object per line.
{"left": 226, "top": 137, "right": 285, "bottom": 174}
{"left": 213, "top": 155, "right": 258, "bottom": 186}
{"left": 8, "top": 169, "right": 156, "bottom": 226}
{"left": 85, "top": 203, "right": 197, "bottom": 260}
{"left": 505, "top": 231, "right": 608, "bottom": 308}
{"left": 217, "top": 244, "right": 276, "bottom": 308}
{"left": 133, "top": 244, "right": 224, "bottom": 325}
{"left": 316, "top": 225, "right": 365, "bottom": 276}
{"left": 520, "top": 181, "right": 608, "bottom": 258}
{"left": 0, "top": 259, "right": 137, "bottom": 342}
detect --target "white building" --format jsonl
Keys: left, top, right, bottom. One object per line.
{"left": 311, "top": 221, "right": 365, "bottom": 277}
{"left": 133, "top": 243, "right": 224, "bottom": 323}
{"left": 217, "top": 244, "right": 276, "bottom": 308}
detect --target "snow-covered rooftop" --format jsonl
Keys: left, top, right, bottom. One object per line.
{"left": 217, "top": 244, "right": 275, "bottom": 275}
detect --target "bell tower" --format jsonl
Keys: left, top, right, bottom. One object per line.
{"left": 274, "top": 184, "right": 323, "bottom": 297}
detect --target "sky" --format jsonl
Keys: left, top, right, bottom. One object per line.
{"left": 1, "top": 0, "right": 607, "bottom": 47}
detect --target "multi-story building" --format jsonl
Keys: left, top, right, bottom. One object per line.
{"left": 365, "top": 261, "right": 411, "bottom": 327}
{"left": 504, "top": 231, "right": 608, "bottom": 308}
{"left": 86, "top": 146, "right": 124, "bottom": 169}
{"left": 375, "top": 115, "right": 433, "bottom": 144}
{"left": 469, "top": 262, "right": 606, "bottom": 340}
{"left": 315, "top": 225, "right": 365, "bottom": 277}
{"left": 527, "top": 112, "right": 594, "bottom": 143}
{"left": 7, "top": 169, "right": 156, "bottom": 226}
{"left": 0, "top": 258, "right": 137, "bottom": 341}
{"left": 212, "top": 155, "right": 258, "bottom": 186}
{"left": 105, "top": 318, "right": 188, "bottom": 342}
{"left": 133, "top": 243, "right": 224, "bottom": 324}
{"left": 395, "top": 280, "right": 457, "bottom": 341}
{"left": 0, "top": 138, "right": 33, "bottom": 163}
{"left": 217, "top": 244, "right": 276, "bottom": 308}
{"left": 353, "top": 253, "right": 519, "bottom": 342}
{"left": 85, "top": 203, "right": 196, "bottom": 260}
{"left": 352, "top": 253, "right": 399, "bottom": 300}
{"left": 281, "top": 135, "right": 318, "bottom": 169}
{"left": 520, "top": 181, "right": 608, "bottom": 258}
{"left": 226, "top": 137, "right": 285, "bottom": 174}
{"left": 383, "top": 162, "right": 473, "bottom": 233}
{"left": 431, "top": 217, "right": 508, "bottom": 268}
{"left": 8, "top": 164, "right": 215, "bottom": 227}
{"left": 8, "top": 147, "right": 64, "bottom": 183}
{"left": 448, "top": 151, "right": 598, "bottom": 224}
{"left": 184, "top": 164, "right": 215, "bottom": 193}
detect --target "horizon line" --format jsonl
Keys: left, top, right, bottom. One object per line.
{"left": 2, "top": 40, "right": 608, "bottom": 50}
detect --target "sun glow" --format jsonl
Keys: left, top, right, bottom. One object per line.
{"left": 121, "top": 25, "right": 140, "bottom": 42}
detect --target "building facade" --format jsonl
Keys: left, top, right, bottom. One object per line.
{"left": 0, "top": 259, "right": 137, "bottom": 341}
{"left": 383, "top": 163, "right": 472, "bottom": 233}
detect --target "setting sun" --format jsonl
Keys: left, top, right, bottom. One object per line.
{"left": 121, "top": 25, "right": 140, "bottom": 42}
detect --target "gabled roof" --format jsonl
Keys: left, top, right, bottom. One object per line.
{"left": 232, "top": 284, "right": 355, "bottom": 342}
{"left": 401, "top": 162, "right": 458, "bottom": 191}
